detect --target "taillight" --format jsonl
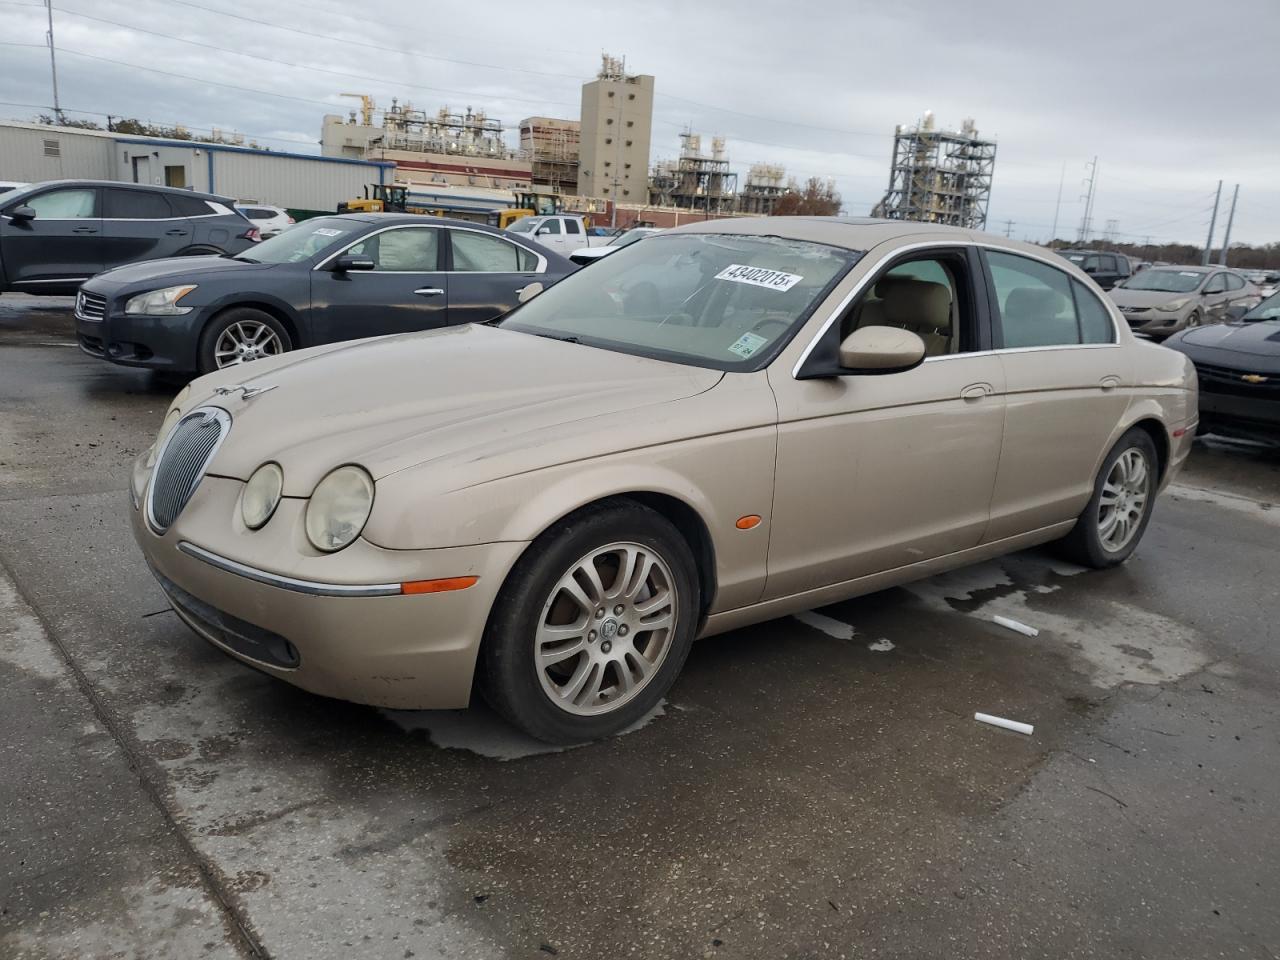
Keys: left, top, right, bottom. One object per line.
{"left": 286, "top": 216, "right": 295, "bottom": 224}
{"left": 241, "top": 226, "right": 262, "bottom": 242}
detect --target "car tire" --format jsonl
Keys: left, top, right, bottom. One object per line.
{"left": 197, "top": 307, "right": 291, "bottom": 374}
{"left": 176, "top": 245, "right": 223, "bottom": 256}
{"left": 1057, "top": 427, "right": 1159, "bottom": 569}
{"left": 1186, "top": 309, "right": 1202, "bottom": 327}
{"left": 479, "top": 500, "right": 700, "bottom": 744}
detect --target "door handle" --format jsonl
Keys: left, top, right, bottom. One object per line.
{"left": 164, "top": 228, "right": 189, "bottom": 236}
{"left": 1099, "top": 376, "right": 1121, "bottom": 391}
{"left": 71, "top": 226, "right": 98, "bottom": 234}
{"left": 960, "top": 383, "right": 992, "bottom": 401}
{"left": 413, "top": 287, "right": 444, "bottom": 297}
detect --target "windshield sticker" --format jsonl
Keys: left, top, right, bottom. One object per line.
{"left": 727, "top": 331, "right": 769, "bottom": 359}
{"left": 715, "top": 264, "right": 803, "bottom": 292}
{"left": 313, "top": 228, "right": 344, "bottom": 237}
{"left": 1179, "top": 271, "right": 1199, "bottom": 277}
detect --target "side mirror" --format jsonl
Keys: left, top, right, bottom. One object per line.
{"left": 838, "top": 326, "right": 926, "bottom": 373}
{"left": 517, "top": 281, "right": 544, "bottom": 303}
{"left": 8, "top": 204, "right": 36, "bottom": 222}
{"left": 333, "top": 255, "right": 375, "bottom": 273}
{"left": 536, "top": 225, "right": 553, "bottom": 236}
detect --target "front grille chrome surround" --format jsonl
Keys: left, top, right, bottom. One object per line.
{"left": 146, "top": 406, "right": 231, "bottom": 534}
{"left": 76, "top": 290, "right": 107, "bottom": 321}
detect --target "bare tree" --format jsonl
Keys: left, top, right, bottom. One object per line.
{"left": 772, "top": 177, "right": 842, "bottom": 217}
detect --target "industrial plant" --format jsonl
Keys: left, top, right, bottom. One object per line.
{"left": 872, "top": 112, "right": 997, "bottom": 229}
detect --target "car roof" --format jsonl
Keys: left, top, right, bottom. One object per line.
{"left": 12, "top": 178, "right": 234, "bottom": 205}
{"left": 1146, "top": 264, "right": 1214, "bottom": 273}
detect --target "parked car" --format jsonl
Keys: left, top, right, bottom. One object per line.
{"left": 1, "top": 180, "right": 259, "bottom": 297}
{"left": 235, "top": 203, "right": 294, "bottom": 238}
{"left": 76, "top": 214, "right": 573, "bottom": 374}
{"left": 1164, "top": 290, "right": 1280, "bottom": 442}
{"left": 568, "top": 226, "right": 664, "bottom": 266}
{"left": 128, "top": 218, "right": 1196, "bottom": 743}
{"left": 1108, "top": 265, "right": 1260, "bottom": 339}
{"left": 505, "top": 214, "right": 608, "bottom": 256}
{"left": 1055, "top": 248, "right": 1133, "bottom": 289}
{"left": 0, "top": 180, "right": 29, "bottom": 196}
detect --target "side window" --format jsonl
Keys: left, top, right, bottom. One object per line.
{"left": 539, "top": 219, "right": 562, "bottom": 235}
{"left": 104, "top": 188, "right": 172, "bottom": 219}
{"left": 1203, "top": 274, "right": 1226, "bottom": 294}
{"left": 451, "top": 231, "right": 526, "bottom": 272}
{"left": 346, "top": 229, "right": 438, "bottom": 271}
{"left": 843, "top": 255, "right": 967, "bottom": 357}
{"left": 1226, "top": 273, "right": 1245, "bottom": 291}
{"left": 25, "top": 188, "right": 96, "bottom": 218}
{"left": 1072, "top": 280, "right": 1116, "bottom": 344}
{"left": 563, "top": 218, "right": 582, "bottom": 235}
{"left": 1117, "top": 256, "right": 1132, "bottom": 277}
{"left": 170, "top": 194, "right": 215, "bottom": 217}
{"left": 987, "top": 250, "right": 1082, "bottom": 349}
{"left": 1100, "top": 255, "right": 1117, "bottom": 272}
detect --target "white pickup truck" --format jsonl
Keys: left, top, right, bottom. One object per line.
{"left": 505, "top": 215, "right": 610, "bottom": 257}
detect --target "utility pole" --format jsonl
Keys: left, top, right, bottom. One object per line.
{"left": 1103, "top": 219, "right": 1118, "bottom": 245}
{"left": 1077, "top": 156, "right": 1098, "bottom": 244}
{"left": 1001, "top": 219, "right": 1015, "bottom": 238}
{"left": 45, "top": 0, "right": 65, "bottom": 123}
{"left": 1219, "top": 184, "right": 1239, "bottom": 266}
{"left": 1203, "top": 180, "right": 1222, "bottom": 266}
{"left": 1050, "top": 161, "right": 1065, "bottom": 243}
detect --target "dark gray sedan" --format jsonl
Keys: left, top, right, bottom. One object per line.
{"left": 75, "top": 214, "right": 574, "bottom": 374}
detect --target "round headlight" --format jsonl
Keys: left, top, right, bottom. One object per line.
{"left": 241, "top": 462, "right": 284, "bottom": 530}
{"left": 305, "top": 466, "right": 374, "bottom": 552}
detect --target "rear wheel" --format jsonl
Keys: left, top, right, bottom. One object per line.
{"left": 197, "top": 307, "right": 290, "bottom": 374}
{"left": 1057, "top": 428, "right": 1159, "bottom": 568}
{"left": 479, "top": 501, "right": 700, "bottom": 744}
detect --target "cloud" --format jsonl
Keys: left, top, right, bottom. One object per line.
{"left": 2, "top": 0, "right": 1277, "bottom": 244}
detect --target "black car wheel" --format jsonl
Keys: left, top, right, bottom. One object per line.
{"left": 176, "top": 245, "right": 224, "bottom": 257}
{"left": 1186, "top": 309, "right": 1202, "bottom": 327}
{"left": 198, "top": 308, "right": 291, "bottom": 374}
{"left": 479, "top": 500, "right": 700, "bottom": 744}
{"left": 1057, "top": 427, "right": 1159, "bottom": 569}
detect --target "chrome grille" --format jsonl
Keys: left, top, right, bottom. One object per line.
{"left": 147, "top": 407, "right": 230, "bottom": 532}
{"left": 76, "top": 290, "right": 106, "bottom": 321}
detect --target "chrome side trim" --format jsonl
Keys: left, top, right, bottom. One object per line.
{"left": 13, "top": 277, "right": 90, "bottom": 284}
{"left": 312, "top": 222, "right": 548, "bottom": 275}
{"left": 790, "top": 239, "right": 1124, "bottom": 378}
{"left": 177, "top": 541, "right": 403, "bottom": 597}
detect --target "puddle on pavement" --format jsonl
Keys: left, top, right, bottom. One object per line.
{"left": 379, "top": 698, "right": 668, "bottom": 760}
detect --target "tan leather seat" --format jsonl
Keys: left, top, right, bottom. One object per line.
{"left": 853, "top": 276, "right": 953, "bottom": 355}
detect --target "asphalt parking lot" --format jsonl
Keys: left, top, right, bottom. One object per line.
{"left": 2, "top": 295, "right": 1278, "bottom": 960}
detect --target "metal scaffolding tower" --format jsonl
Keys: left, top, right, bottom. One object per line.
{"left": 872, "top": 113, "right": 996, "bottom": 229}
{"left": 649, "top": 131, "right": 739, "bottom": 214}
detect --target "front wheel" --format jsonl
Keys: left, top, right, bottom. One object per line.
{"left": 197, "top": 307, "right": 291, "bottom": 374}
{"left": 479, "top": 501, "right": 700, "bottom": 744}
{"left": 1186, "top": 309, "right": 1202, "bottom": 328}
{"left": 1057, "top": 428, "right": 1159, "bottom": 568}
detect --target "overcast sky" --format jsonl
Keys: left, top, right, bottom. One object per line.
{"left": 3, "top": 0, "right": 1279, "bottom": 246}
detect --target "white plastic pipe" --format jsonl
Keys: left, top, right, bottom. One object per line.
{"left": 974, "top": 713, "right": 1034, "bottom": 736}
{"left": 993, "top": 615, "right": 1039, "bottom": 637}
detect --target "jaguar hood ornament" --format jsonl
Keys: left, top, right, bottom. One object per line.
{"left": 213, "top": 383, "right": 278, "bottom": 400}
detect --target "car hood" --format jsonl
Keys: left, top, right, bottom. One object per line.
{"left": 85, "top": 256, "right": 276, "bottom": 290}
{"left": 192, "top": 323, "right": 724, "bottom": 495}
{"left": 1108, "top": 288, "right": 1197, "bottom": 308}
{"left": 1166, "top": 321, "right": 1280, "bottom": 373}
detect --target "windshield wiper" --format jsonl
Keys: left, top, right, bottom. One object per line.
{"left": 232, "top": 254, "right": 260, "bottom": 264}
{"left": 530, "top": 331, "right": 581, "bottom": 344}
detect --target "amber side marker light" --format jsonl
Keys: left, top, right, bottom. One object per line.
{"left": 400, "top": 576, "right": 478, "bottom": 595}
{"left": 735, "top": 515, "right": 762, "bottom": 530}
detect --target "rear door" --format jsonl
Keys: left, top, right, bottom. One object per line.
{"left": 0, "top": 185, "right": 102, "bottom": 289}
{"left": 101, "top": 187, "right": 191, "bottom": 268}
{"left": 444, "top": 227, "right": 545, "bottom": 325}
{"left": 980, "top": 247, "right": 1133, "bottom": 541}
{"left": 308, "top": 224, "right": 449, "bottom": 343}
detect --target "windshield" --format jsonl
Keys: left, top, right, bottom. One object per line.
{"left": 242, "top": 217, "right": 357, "bottom": 264}
{"left": 507, "top": 218, "right": 538, "bottom": 234}
{"left": 500, "top": 233, "right": 859, "bottom": 371}
{"left": 1118, "top": 269, "right": 1204, "bottom": 293}
{"left": 1243, "top": 291, "right": 1280, "bottom": 322}
{"left": 609, "top": 229, "right": 653, "bottom": 249}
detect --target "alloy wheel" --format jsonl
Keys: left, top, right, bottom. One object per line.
{"left": 214, "top": 321, "right": 283, "bottom": 368}
{"left": 534, "top": 541, "right": 678, "bottom": 716}
{"left": 1097, "top": 447, "right": 1150, "bottom": 552}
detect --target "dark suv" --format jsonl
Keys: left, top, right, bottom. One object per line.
{"left": 1054, "top": 249, "right": 1133, "bottom": 290}
{"left": 0, "top": 180, "right": 259, "bottom": 296}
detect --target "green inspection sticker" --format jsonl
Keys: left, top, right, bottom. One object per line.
{"left": 727, "top": 331, "right": 769, "bottom": 359}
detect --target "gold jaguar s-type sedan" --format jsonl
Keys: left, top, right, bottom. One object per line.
{"left": 131, "top": 218, "right": 1197, "bottom": 743}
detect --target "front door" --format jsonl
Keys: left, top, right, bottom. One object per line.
{"left": 980, "top": 248, "right": 1133, "bottom": 542}
{"left": 0, "top": 185, "right": 102, "bottom": 290}
{"left": 308, "top": 225, "right": 449, "bottom": 343}
{"left": 764, "top": 247, "right": 1006, "bottom": 599}
{"left": 444, "top": 228, "right": 544, "bottom": 325}
{"left": 101, "top": 187, "right": 191, "bottom": 269}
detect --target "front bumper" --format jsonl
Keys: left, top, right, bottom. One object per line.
{"left": 132, "top": 474, "right": 527, "bottom": 709}
{"left": 77, "top": 291, "right": 202, "bottom": 371}
{"left": 1118, "top": 309, "right": 1187, "bottom": 338}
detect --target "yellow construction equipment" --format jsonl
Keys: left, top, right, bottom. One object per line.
{"left": 337, "top": 184, "right": 411, "bottom": 214}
